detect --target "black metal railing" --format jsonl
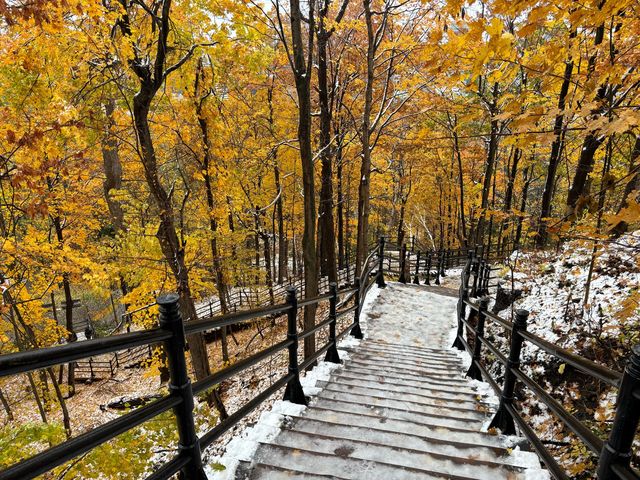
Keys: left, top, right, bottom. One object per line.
{"left": 0, "top": 241, "right": 384, "bottom": 480}
{"left": 453, "top": 253, "right": 640, "bottom": 480}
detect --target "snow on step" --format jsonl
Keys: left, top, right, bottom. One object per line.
{"left": 218, "top": 283, "right": 548, "bottom": 479}
{"left": 321, "top": 376, "right": 481, "bottom": 402}
{"left": 310, "top": 398, "right": 486, "bottom": 431}
{"left": 282, "top": 416, "right": 540, "bottom": 468}
{"left": 296, "top": 407, "right": 513, "bottom": 448}
{"left": 317, "top": 381, "right": 482, "bottom": 413}
{"left": 268, "top": 431, "right": 531, "bottom": 479}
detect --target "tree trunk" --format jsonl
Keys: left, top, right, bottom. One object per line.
{"left": 476, "top": 83, "right": 499, "bottom": 244}
{"left": 274, "top": 164, "right": 287, "bottom": 283}
{"left": 52, "top": 216, "right": 76, "bottom": 397}
{"left": 356, "top": 0, "right": 375, "bottom": 277}
{"left": 317, "top": 26, "right": 338, "bottom": 283}
{"left": 288, "top": 0, "right": 318, "bottom": 358}
{"left": 515, "top": 166, "right": 532, "bottom": 250}
{"left": 452, "top": 127, "right": 467, "bottom": 245}
{"left": 537, "top": 38, "right": 574, "bottom": 245}
{"left": 566, "top": 21, "right": 606, "bottom": 220}
{"left": 336, "top": 154, "right": 345, "bottom": 270}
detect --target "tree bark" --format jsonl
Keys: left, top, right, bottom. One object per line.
{"left": 537, "top": 36, "right": 575, "bottom": 245}
{"left": 566, "top": 21, "right": 606, "bottom": 220}
{"left": 52, "top": 216, "right": 75, "bottom": 397}
{"left": 476, "top": 82, "right": 499, "bottom": 244}
{"left": 356, "top": 0, "right": 376, "bottom": 277}
{"left": 316, "top": 21, "right": 338, "bottom": 283}
{"left": 287, "top": 0, "right": 318, "bottom": 358}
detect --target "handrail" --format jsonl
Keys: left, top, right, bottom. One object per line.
{"left": 184, "top": 302, "right": 292, "bottom": 335}
{"left": 463, "top": 298, "right": 621, "bottom": 387}
{"left": 298, "top": 316, "right": 333, "bottom": 341}
{"left": 0, "top": 329, "right": 171, "bottom": 378}
{"left": 518, "top": 330, "right": 622, "bottom": 387}
{"left": 298, "top": 292, "right": 333, "bottom": 308}
{"left": 511, "top": 365, "right": 604, "bottom": 454}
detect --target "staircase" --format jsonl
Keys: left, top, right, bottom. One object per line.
{"left": 233, "top": 283, "right": 549, "bottom": 480}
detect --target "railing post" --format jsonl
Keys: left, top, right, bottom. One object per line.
{"left": 351, "top": 277, "right": 364, "bottom": 339}
{"left": 376, "top": 236, "right": 386, "bottom": 288}
{"left": 452, "top": 252, "right": 473, "bottom": 351}
{"left": 466, "top": 297, "right": 489, "bottom": 380}
{"left": 157, "top": 293, "right": 207, "bottom": 480}
{"left": 489, "top": 308, "right": 528, "bottom": 435}
{"left": 324, "top": 283, "right": 342, "bottom": 364}
{"left": 483, "top": 260, "right": 491, "bottom": 295}
{"left": 282, "top": 287, "right": 308, "bottom": 405}
{"left": 471, "top": 255, "right": 480, "bottom": 297}
{"left": 435, "top": 250, "right": 441, "bottom": 286}
{"left": 439, "top": 249, "right": 446, "bottom": 276}
{"left": 477, "top": 258, "right": 487, "bottom": 296}
{"left": 413, "top": 251, "right": 421, "bottom": 285}
{"left": 425, "top": 252, "right": 432, "bottom": 286}
{"left": 398, "top": 243, "right": 408, "bottom": 284}
{"left": 597, "top": 345, "right": 640, "bottom": 480}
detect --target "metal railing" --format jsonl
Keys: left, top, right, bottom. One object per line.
{"left": 0, "top": 241, "right": 383, "bottom": 480}
{"left": 453, "top": 253, "right": 640, "bottom": 480}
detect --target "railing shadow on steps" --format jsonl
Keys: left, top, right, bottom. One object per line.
{"left": 0, "top": 240, "right": 392, "bottom": 480}
{"left": 453, "top": 253, "right": 640, "bottom": 480}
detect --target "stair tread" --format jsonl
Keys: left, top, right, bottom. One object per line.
{"left": 342, "top": 363, "right": 470, "bottom": 386}
{"left": 330, "top": 372, "right": 482, "bottom": 398}
{"left": 317, "top": 389, "right": 490, "bottom": 420}
{"left": 318, "top": 381, "right": 481, "bottom": 411}
{"left": 310, "top": 397, "right": 487, "bottom": 431}
{"left": 268, "top": 429, "right": 537, "bottom": 479}
{"left": 346, "top": 358, "right": 466, "bottom": 379}
{"left": 285, "top": 416, "right": 540, "bottom": 468}
{"left": 348, "top": 352, "right": 463, "bottom": 371}
{"left": 299, "top": 405, "right": 511, "bottom": 446}
{"left": 249, "top": 443, "right": 466, "bottom": 479}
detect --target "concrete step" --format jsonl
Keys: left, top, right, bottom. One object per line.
{"left": 366, "top": 339, "right": 458, "bottom": 356}
{"left": 342, "top": 362, "right": 469, "bottom": 387}
{"left": 326, "top": 374, "right": 481, "bottom": 402}
{"left": 317, "top": 387, "right": 490, "bottom": 421}
{"left": 270, "top": 429, "right": 535, "bottom": 479}
{"left": 238, "top": 462, "right": 348, "bottom": 479}
{"left": 298, "top": 405, "right": 511, "bottom": 448}
{"left": 346, "top": 358, "right": 466, "bottom": 380}
{"left": 330, "top": 371, "right": 481, "bottom": 398}
{"left": 311, "top": 397, "right": 486, "bottom": 431}
{"left": 336, "top": 366, "right": 478, "bottom": 394}
{"left": 246, "top": 443, "right": 464, "bottom": 479}
{"left": 351, "top": 346, "right": 463, "bottom": 367}
{"left": 347, "top": 352, "right": 464, "bottom": 374}
{"left": 353, "top": 343, "right": 463, "bottom": 363}
{"left": 285, "top": 416, "right": 541, "bottom": 469}
{"left": 317, "top": 380, "right": 480, "bottom": 411}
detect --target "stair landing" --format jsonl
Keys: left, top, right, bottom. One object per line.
{"left": 233, "top": 283, "right": 548, "bottom": 480}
